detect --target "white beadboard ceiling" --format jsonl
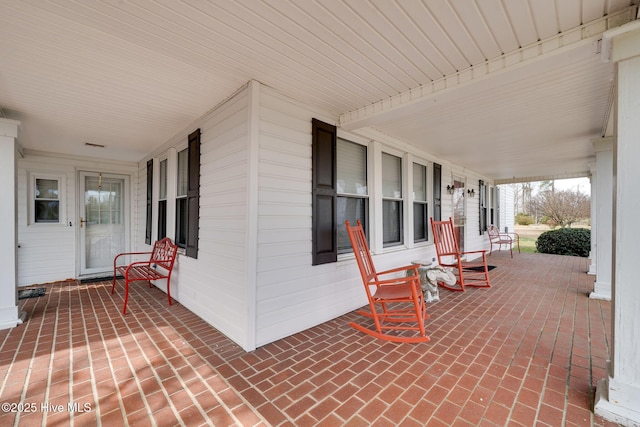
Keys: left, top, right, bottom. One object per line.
{"left": 0, "top": 0, "right": 637, "bottom": 182}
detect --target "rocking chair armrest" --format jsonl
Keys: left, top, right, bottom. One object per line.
{"left": 459, "top": 250, "right": 489, "bottom": 262}
{"left": 459, "top": 249, "right": 487, "bottom": 256}
{"left": 368, "top": 275, "right": 421, "bottom": 288}
{"left": 376, "top": 264, "right": 419, "bottom": 277}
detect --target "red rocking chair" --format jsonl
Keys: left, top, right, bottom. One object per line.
{"left": 345, "top": 220, "right": 430, "bottom": 343}
{"left": 430, "top": 217, "right": 491, "bottom": 292}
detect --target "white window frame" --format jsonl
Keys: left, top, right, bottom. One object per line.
{"left": 336, "top": 137, "right": 369, "bottom": 254}
{"left": 175, "top": 147, "right": 188, "bottom": 249}
{"left": 30, "top": 173, "right": 65, "bottom": 225}
{"left": 412, "top": 161, "right": 429, "bottom": 244}
{"left": 381, "top": 151, "right": 403, "bottom": 248}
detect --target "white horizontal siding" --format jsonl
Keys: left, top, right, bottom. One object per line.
{"left": 254, "top": 85, "right": 501, "bottom": 346}
{"left": 17, "top": 153, "right": 137, "bottom": 286}
{"left": 17, "top": 159, "right": 76, "bottom": 286}
{"left": 164, "top": 86, "right": 251, "bottom": 348}
{"left": 136, "top": 81, "right": 504, "bottom": 350}
{"left": 255, "top": 88, "right": 344, "bottom": 346}
{"left": 499, "top": 184, "right": 516, "bottom": 232}
{"left": 461, "top": 171, "right": 484, "bottom": 253}
{"left": 132, "top": 162, "right": 146, "bottom": 253}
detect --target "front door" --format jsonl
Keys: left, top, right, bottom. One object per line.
{"left": 452, "top": 176, "right": 466, "bottom": 252}
{"left": 79, "top": 172, "right": 128, "bottom": 276}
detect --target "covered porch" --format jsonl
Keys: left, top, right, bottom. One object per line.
{"left": 0, "top": 251, "right": 615, "bottom": 426}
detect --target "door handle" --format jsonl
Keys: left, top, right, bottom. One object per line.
{"left": 80, "top": 217, "right": 87, "bottom": 228}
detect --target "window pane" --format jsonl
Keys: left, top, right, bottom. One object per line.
{"left": 413, "top": 163, "right": 426, "bottom": 201}
{"left": 337, "top": 139, "right": 367, "bottom": 195}
{"left": 175, "top": 198, "right": 187, "bottom": 247}
{"left": 337, "top": 196, "right": 367, "bottom": 252}
{"left": 159, "top": 159, "right": 167, "bottom": 199}
{"left": 414, "top": 203, "right": 427, "bottom": 242}
{"left": 158, "top": 200, "right": 167, "bottom": 240}
{"left": 35, "top": 201, "right": 59, "bottom": 223}
{"left": 36, "top": 179, "right": 59, "bottom": 200}
{"left": 383, "top": 200, "right": 402, "bottom": 246}
{"left": 382, "top": 153, "right": 401, "bottom": 198}
{"left": 177, "top": 149, "right": 188, "bottom": 197}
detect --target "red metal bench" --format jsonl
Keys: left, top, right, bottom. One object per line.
{"left": 487, "top": 224, "right": 520, "bottom": 257}
{"left": 111, "top": 237, "right": 178, "bottom": 314}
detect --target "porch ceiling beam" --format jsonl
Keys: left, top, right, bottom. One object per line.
{"left": 494, "top": 171, "right": 590, "bottom": 186}
{"left": 339, "top": 7, "right": 637, "bottom": 132}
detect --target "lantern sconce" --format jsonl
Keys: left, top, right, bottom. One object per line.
{"left": 467, "top": 189, "right": 475, "bottom": 197}
{"left": 446, "top": 185, "right": 455, "bottom": 195}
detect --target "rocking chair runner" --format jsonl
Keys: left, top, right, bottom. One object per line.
{"left": 345, "top": 220, "right": 430, "bottom": 343}
{"left": 430, "top": 217, "right": 491, "bottom": 292}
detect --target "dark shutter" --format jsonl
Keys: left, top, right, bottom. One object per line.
{"left": 145, "top": 159, "right": 153, "bottom": 245}
{"left": 312, "top": 119, "right": 337, "bottom": 265}
{"left": 433, "top": 163, "right": 442, "bottom": 221}
{"left": 479, "top": 180, "right": 486, "bottom": 234}
{"left": 186, "top": 129, "right": 201, "bottom": 259}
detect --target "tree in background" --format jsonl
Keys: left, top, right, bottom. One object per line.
{"left": 513, "top": 182, "right": 535, "bottom": 216}
{"left": 535, "top": 188, "right": 590, "bottom": 228}
{"left": 513, "top": 181, "right": 539, "bottom": 223}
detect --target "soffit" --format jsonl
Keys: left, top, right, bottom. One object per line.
{"left": 0, "top": 0, "right": 637, "bottom": 180}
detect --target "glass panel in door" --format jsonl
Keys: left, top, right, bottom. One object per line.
{"left": 80, "top": 172, "right": 127, "bottom": 275}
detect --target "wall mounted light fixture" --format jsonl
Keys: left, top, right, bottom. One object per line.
{"left": 467, "top": 189, "right": 475, "bottom": 197}
{"left": 446, "top": 185, "right": 455, "bottom": 194}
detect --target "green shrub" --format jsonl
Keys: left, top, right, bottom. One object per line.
{"left": 536, "top": 228, "right": 591, "bottom": 257}
{"left": 515, "top": 213, "right": 534, "bottom": 226}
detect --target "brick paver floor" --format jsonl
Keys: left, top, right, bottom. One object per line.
{"left": 0, "top": 252, "right": 618, "bottom": 426}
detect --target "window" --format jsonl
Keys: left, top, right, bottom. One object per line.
{"left": 175, "top": 148, "right": 188, "bottom": 248}
{"left": 479, "top": 180, "right": 487, "bottom": 234}
{"left": 146, "top": 130, "right": 200, "bottom": 256}
{"left": 382, "top": 153, "right": 403, "bottom": 247}
{"left": 433, "top": 163, "right": 442, "bottom": 221}
{"left": 158, "top": 159, "right": 167, "bottom": 240}
{"left": 337, "top": 139, "right": 368, "bottom": 253}
{"left": 34, "top": 177, "right": 60, "bottom": 223}
{"left": 85, "top": 176, "right": 123, "bottom": 227}
{"left": 413, "top": 163, "right": 428, "bottom": 242}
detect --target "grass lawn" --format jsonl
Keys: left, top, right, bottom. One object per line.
{"left": 519, "top": 235, "right": 538, "bottom": 253}
{"left": 514, "top": 224, "right": 549, "bottom": 254}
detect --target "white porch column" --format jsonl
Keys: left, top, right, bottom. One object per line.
{"left": 0, "top": 118, "right": 21, "bottom": 330}
{"left": 587, "top": 162, "right": 596, "bottom": 275}
{"left": 595, "top": 21, "right": 640, "bottom": 426}
{"left": 590, "top": 138, "right": 613, "bottom": 301}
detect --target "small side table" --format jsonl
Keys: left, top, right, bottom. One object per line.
{"left": 410, "top": 259, "right": 440, "bottom": 302}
